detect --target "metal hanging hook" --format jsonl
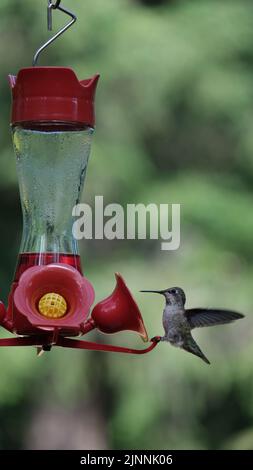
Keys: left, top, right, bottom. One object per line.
{"left": 33, "top": 0, "right": 77, "bottom": 66}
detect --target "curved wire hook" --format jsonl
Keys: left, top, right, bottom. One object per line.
{"left": 51, "top": 0, "right": 61, "bottom": 8}
{"left": 33, "top": 0, "right": 77, "bottom": 66}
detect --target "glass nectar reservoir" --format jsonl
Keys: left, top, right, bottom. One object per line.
{"left": 9, "top": 68, "right": 99, "bottom": 281}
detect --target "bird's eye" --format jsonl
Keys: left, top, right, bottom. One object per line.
{"left": 170, "top": 288, "right": 177, "bottom": 294}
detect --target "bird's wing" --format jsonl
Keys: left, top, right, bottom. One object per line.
{"left": 185, "top": 308, "right": 244, "bottom": 329}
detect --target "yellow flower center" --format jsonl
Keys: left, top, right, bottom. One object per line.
{"left": 38, "top": 292, "right": 67, "bottom": 319}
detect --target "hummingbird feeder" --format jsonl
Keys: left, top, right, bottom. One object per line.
{"left": 0, "top": 1, "right": 159, "bottom": 355}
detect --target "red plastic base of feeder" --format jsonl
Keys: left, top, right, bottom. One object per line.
{"left": 0, "top": 264, "right": 160, "bottom": 356}
{"left": 0, "top": 334, "right": 160, "bottom": 355}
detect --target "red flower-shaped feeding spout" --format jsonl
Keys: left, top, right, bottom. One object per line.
{"left": 90, "top": 273, "right": 148, "bottom": 341}
{"left": 13, "top": 264, "right": 95, "bottom": 336}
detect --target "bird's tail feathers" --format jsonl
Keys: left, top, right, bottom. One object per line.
{"left": 183, "top": 336, "right": 210, "bottom": 365}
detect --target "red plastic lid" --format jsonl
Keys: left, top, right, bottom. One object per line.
{"left": 8, "top": 67, "right": 99, "bottom": 127}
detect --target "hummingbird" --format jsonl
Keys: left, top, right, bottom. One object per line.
{"left": 141, "top": 287, "right": 244, "bottom": 364}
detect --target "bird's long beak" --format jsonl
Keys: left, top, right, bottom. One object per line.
{"left": 140, "top": 290, "right": 165, "bottom": 294}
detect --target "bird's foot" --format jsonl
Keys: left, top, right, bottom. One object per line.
{"left": 151, "top": 336, "right": 162, "bottom": 343}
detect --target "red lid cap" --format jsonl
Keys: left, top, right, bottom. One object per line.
{"left": 8, "top": 67, "right": 99, "bottom": 127}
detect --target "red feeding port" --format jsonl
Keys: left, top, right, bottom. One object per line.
{"left": 12, "top": 263, "right": 95, "bottom": 335}
{"left": 91, "top": 273, "right": 148, "bottom": 342}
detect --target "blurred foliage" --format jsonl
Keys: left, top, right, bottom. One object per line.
{"left": 0, "top": 0, "right": 253, "bottom": 450}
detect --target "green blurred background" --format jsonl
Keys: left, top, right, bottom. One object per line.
{"left": 0, "top": 0, "right": 252, "bottom": 450}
